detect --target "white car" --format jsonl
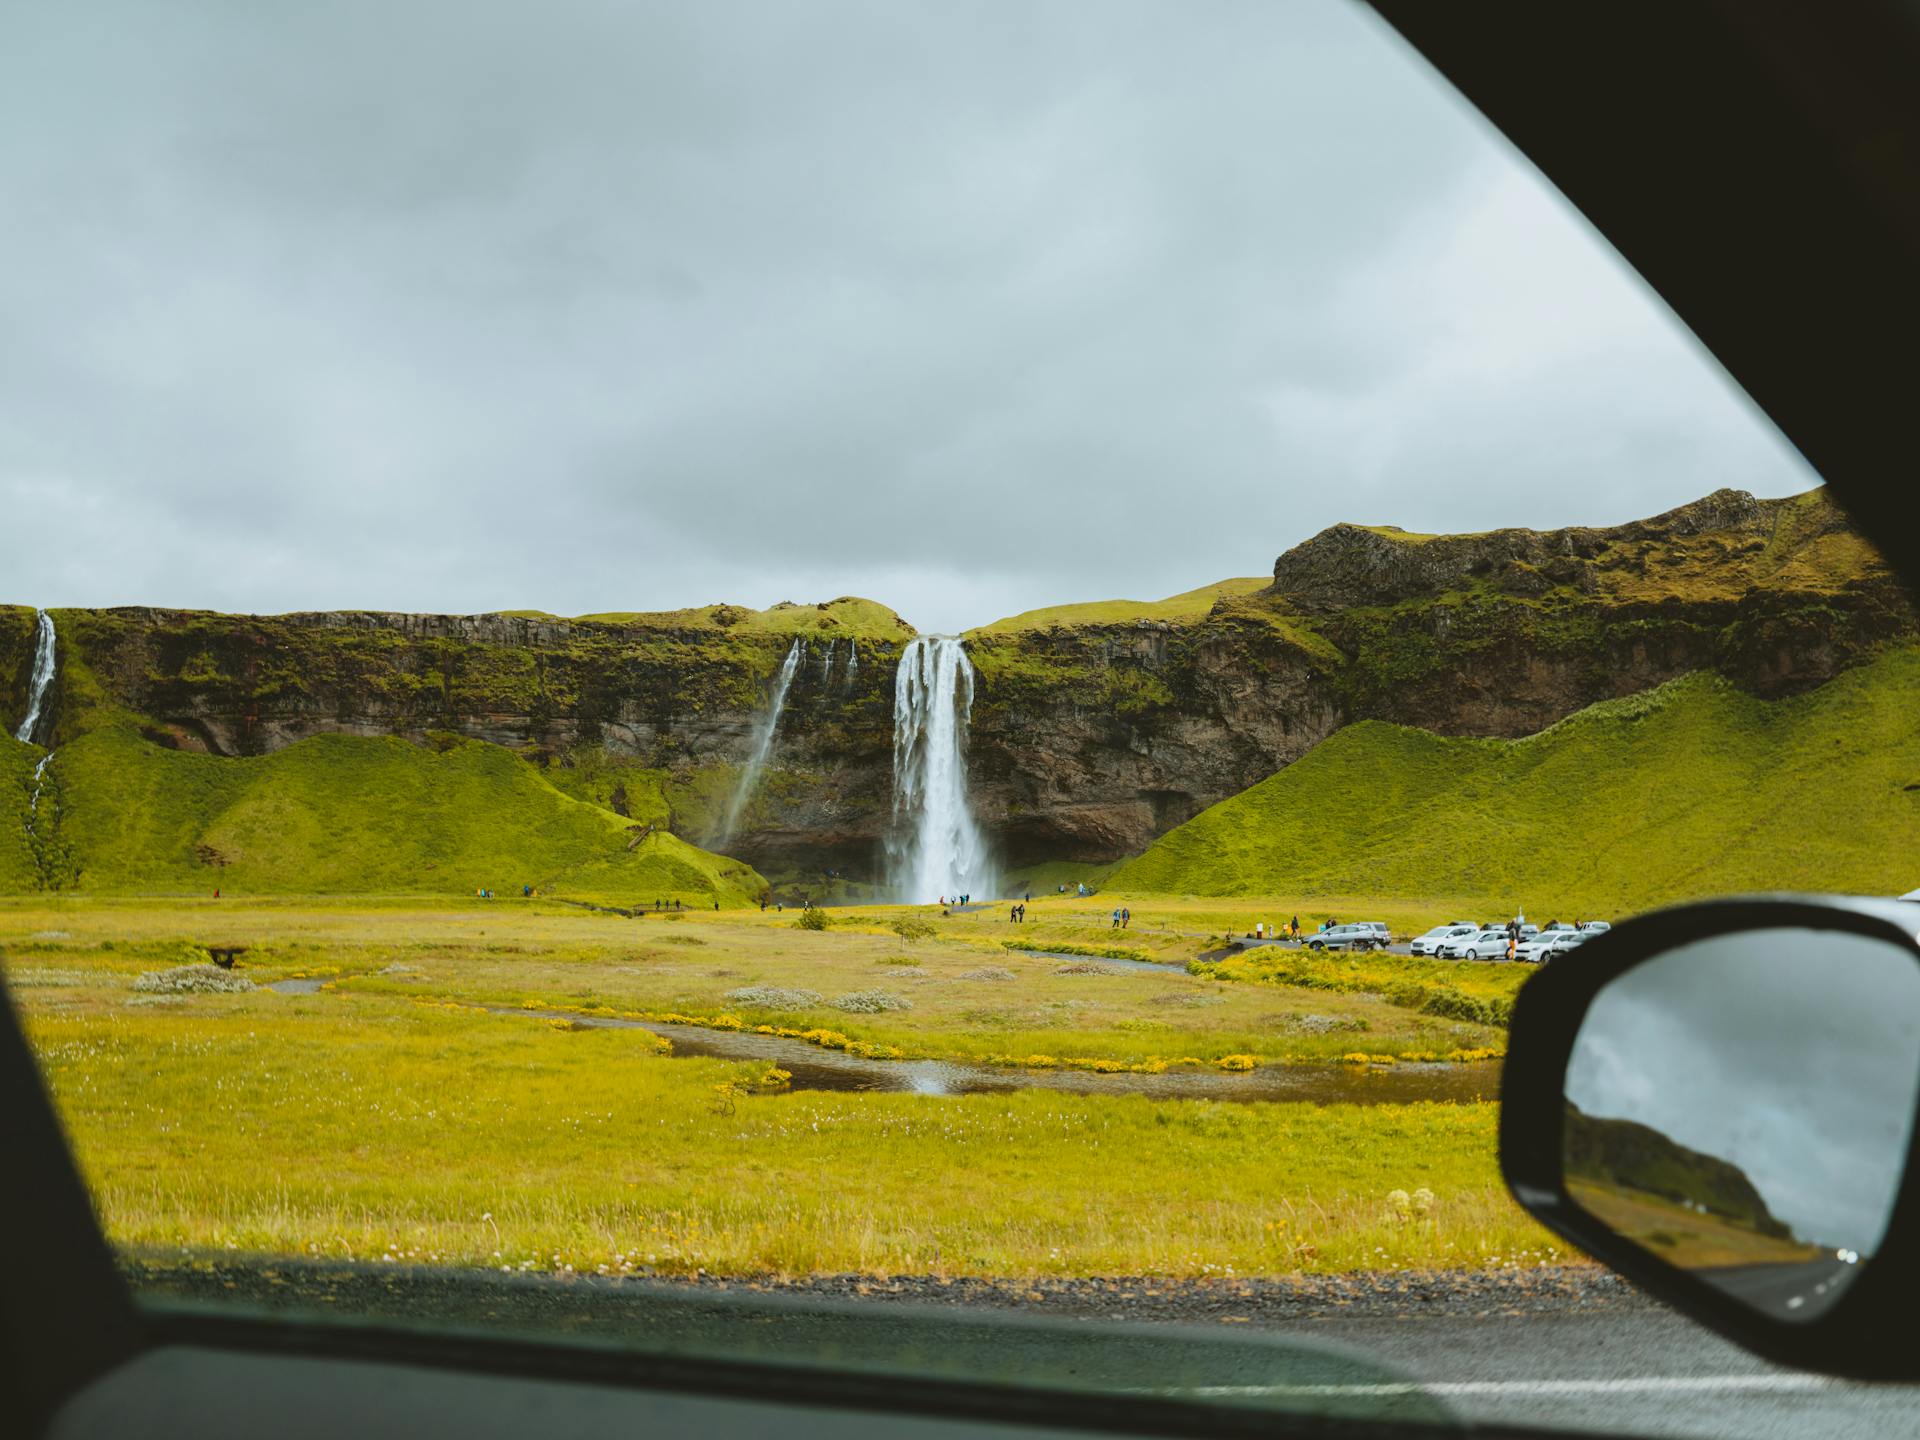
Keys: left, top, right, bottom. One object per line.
{"left": 1577, "top": 919, "right": 1611, "bottom": 933}
{"left": 1516, "top": 929, "right": 1584, "bottom": 963}
{"left": 1450, "top": 928, "right": 1515, "bottom": 961}
{"left": 1543, "top": 929, "right": 1595, "bottom": 960}
{"left": 1411, "top": 924, "right": 1476, "bottom": 956}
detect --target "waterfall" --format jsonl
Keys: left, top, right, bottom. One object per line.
{"left": 23, "top": 754, "right": 52, "bottom": 837}
{"left": 819, "top": 638, "right": 836, "bottom": 685}
{"left": 845, "top": 644, "right": 859, "bottom": 686}
{"left": 14, "top": 610, "right": 56, "bottom": 744}
{"left": 715, "top": 638, "right": 804, "bottom": 849}
{"left": 889, "top": 636, "right": 992, "bottom": 902}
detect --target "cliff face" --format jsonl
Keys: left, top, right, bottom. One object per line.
{"left": 5, "top": 487, "right": 1911, "bottom": 882}
{"left": 961, "top": 489, "right": 1912, "bottom": 867}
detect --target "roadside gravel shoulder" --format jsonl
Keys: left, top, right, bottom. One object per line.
{"left": 122, "top": 1257, "right": 1653, "bottom": 1327}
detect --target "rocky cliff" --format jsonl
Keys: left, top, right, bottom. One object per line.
{"left": 5, "top": 487, "right": 1911, "bottom": 885}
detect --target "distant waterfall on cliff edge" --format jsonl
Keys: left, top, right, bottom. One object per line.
{"left": 715, "top": 638, "right": 804, "bottom": 851}
{"left": 819, "top": 638, "right": 836, "bottom": 685}
{"left": 889, "top": 636, "right": 992, "bottom": 903}
{"left": 14, "top": 610, "right": 56, "bottom": 744}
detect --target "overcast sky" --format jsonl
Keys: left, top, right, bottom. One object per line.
{"left": 1569, "top": 929, "right": 1920, "bottom": 1251}
{"left": 1, "top": 1, "right": 1818, "bottom": 634}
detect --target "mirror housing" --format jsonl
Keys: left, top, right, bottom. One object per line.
{"left": 1501, "top": 895, "right": 1920, "bottom": 1380}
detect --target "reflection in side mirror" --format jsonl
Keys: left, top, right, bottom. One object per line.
{"left": 1563, "top": 928, "right": 1920, "bottom": 1323}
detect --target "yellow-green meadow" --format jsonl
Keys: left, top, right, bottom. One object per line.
{"left": 2, "top": 895, "right": 1564, "bottom": 1279}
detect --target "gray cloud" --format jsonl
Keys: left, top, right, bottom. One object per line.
{"left": 0, "top": 0, "right": 1815, "bottom": 633}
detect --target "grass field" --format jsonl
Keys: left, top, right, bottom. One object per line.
{"left": 0, "top": 897, "right": 1517, "bottom": 1070}
{"left": 1568, "top": 1178, "right": 1820, "bottom": 1271}
{"left": 1109, "top": 646, "right": 1920, "bottom": 911}
{"left": 4, "top": 898, "right": 1565, "bottom": 1279}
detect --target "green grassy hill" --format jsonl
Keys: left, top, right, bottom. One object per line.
{"left": 0, "top": 726, "right": 766, "bottom": 904}
{"left": 1107, "top": 646, "right": 1920, "bottom": 912}
{"left": 969, "top": 578, "right": 1270, "bottom": 635}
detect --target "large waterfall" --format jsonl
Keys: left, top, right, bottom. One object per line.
{"left": 14, "top": 610, "right": 56, "bottom": 744}
{"left": 715, "top": 638, "right": 804, "bottom": 849}
{"left": 889, "top": 636, "right": 992, "bottom": 902}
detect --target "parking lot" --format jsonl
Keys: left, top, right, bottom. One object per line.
{"left": 1216, "top": 921, "right": 1611, "bottom": 964}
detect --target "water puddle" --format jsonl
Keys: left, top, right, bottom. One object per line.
{"left": 493, "top": 1006, "right": 1499, "bottom": 1105}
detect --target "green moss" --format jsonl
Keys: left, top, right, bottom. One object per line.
{"left": 573, "top": 596, "right": 915, "bottom": 642}
{"left": 40, "top": 600, "right": 907, "bottom": 756}
{"left": 969, "top": 578, "right": 1270, "bottom": 635}
{"left": 1110, "top": 645, "right": 1920, "bottom": 912}
{"left": 0, "top": 738, "right": 41, "bottom": 892}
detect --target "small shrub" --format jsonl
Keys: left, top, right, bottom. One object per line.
{"left": 889, "top": 919, "right": 936, "bottom": 944}
{"left": 7, "top": 968, "right": 88, "bottom": 988}
{"left": 957, "top": 966, "right": 1016, "bottom": 982}
{"left": 1282, "top": 1013, "right": 1370, "bottom": 1035}
{"left": 1415, "top": 987, "right": 1497, "bottom": 1025}
{"left": 724, "top": 986, "right": 823, "bottom": 1010}
{"left": 794, "top": 908, "right": 831, "bottom": 931}
{"left": 1216, "top": 1054, "right": 1258, "bottom": 1072}
{"left": 133, "top": 965, "right": 253, "bottom": 995}
{"left": 749, "top": 1065, "right": 792, "bottom": 1093}
{"left": 830, "top": 990, "right": 911, "bottom": 1013}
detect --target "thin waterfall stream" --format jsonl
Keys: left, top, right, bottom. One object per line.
{"left": 715, "top": 638, "right": 804, "bottom": 849}
{"left": 14, "top": 610, "right": 58, "bottom": 839}
{"left": 889, "top": 636, "right": 992, "bottom": 902}
{"left": 14, "top": 609, "right": 56, "bottom": 743}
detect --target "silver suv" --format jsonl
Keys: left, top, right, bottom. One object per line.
{"left": 1305, "top": 923, "right": 1387, "bottom": 953}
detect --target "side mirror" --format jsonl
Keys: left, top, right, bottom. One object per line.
{"left": 1501, "top": 896, "right": 1920, "bottom": 1380}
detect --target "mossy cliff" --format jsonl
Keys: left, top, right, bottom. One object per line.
{"left": 960, "top": 488, "right": 1913, "bottom": 868}
{"left": 4, "top": 487, "right": 1912, "bottom": 886}
{"left": 2, "top": 598, "right": 911, "bottom": 881}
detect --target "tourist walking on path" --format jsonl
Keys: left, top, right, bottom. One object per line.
{"left": 1121, "top": 907, "right": 1130, "bottom": 929}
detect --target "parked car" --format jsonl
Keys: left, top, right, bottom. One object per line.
{"left": 1516, "top": 929, "right": 1586, "bottom": 963}
{"left": 1454, "top": 928, "right": 1515, "bottom": 961}
{"left": 1304, "top": 923, "right": 1386, "bottom": 953}
{"left": 1411, "top": 924, "right": 1475, "bottom": 956}
{"left": 1438, "top": 928, "right": 1493, "bottom": 959}
{"left": 1577, "top": 919, "right": 1611, "bottom": 932}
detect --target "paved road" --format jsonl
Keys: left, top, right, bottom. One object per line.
{"left": 1281, "top": 1305, "right": 1913, "bottom": 1440}
{"left": 129, "top": 1261, "right": 1916, "bottom": 1440}
{"left": 1700, "top": 1258, "right": 1857, "bottom": 1321}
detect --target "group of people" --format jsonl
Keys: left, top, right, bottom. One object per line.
{"left": 940, "top": 893, "right": 974, "bottom": 906}
{"left": 1110, "top": 906, "right": 1131, "bottom": 929}
{"left": 1250, "top": 917, "right": 1302, "bottom": 941}
{"left": 1008, "top": 902, "right": 1028, "bottom": 922}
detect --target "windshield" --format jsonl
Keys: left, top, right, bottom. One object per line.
{"left": 3, "top": 3, "right": 1913, "bottom": 1439}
